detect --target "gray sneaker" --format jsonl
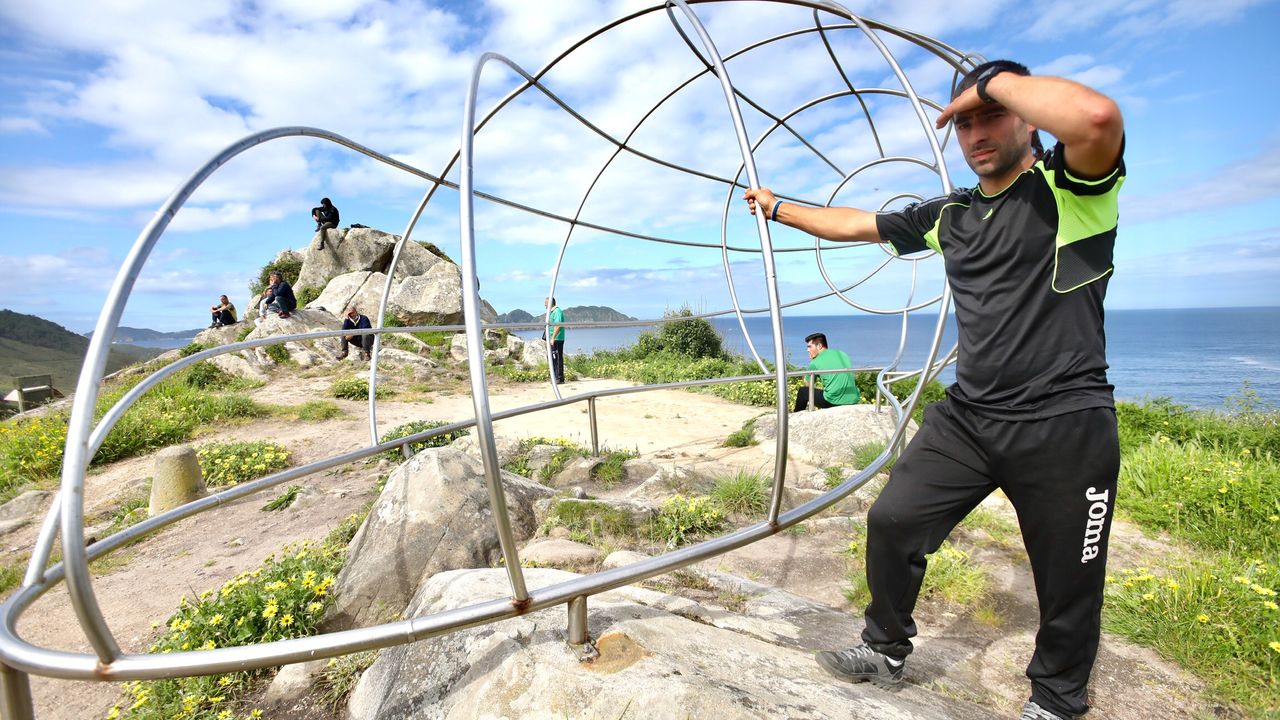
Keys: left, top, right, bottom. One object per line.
{"left": 1020, "top": 701, "right": 1069, "bottom": 719}
{"left": 814, "top": 645, "right": 904, "bottom": 690}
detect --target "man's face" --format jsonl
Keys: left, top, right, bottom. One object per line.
{"left": 219, "top": 296, "right": 228, "bottom": 304}
{"left": 954, "top": 104, "right": 1032, "bottom": 180}
{"left": 346, "top": 307, "right": 357, "bottom": 318}
{"left": 805, "top": 340, "right": 822, "bottom": 360}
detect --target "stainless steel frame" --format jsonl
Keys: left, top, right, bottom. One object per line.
{"left": 0, "top": 2, "right": 976, "bottom": 716}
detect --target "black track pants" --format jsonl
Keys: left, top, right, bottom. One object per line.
{"left": 861, "top": 399, "right": 1119, "bottom": 718}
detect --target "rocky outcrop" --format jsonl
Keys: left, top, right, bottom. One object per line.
{"left": 321, "top": 447, "right": 555, "bottom": 631}
{"left": 754, "top": 404, "right": 915, "bottom": 467}
{"left": 295, "top": 227, "right": 443, "bottom": 293}
{"left": 346, "top": 567, "right": 992, "bottom": 720}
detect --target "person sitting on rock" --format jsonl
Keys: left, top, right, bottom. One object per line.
{"left": 208, "top": 294, "right": 237, "bottom": 328}
{"left": 259, "top": 271, "right": 297, "bottom": 319}
{"left": 335, "top": 304, "right": 373, "bottom": 361}
{"left": 794, "top": 332, "right": 860, "bottom": 411}
{"left": 312, "top": 197, "right": 340, "bottom": 250}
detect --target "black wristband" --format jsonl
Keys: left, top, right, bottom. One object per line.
{"left": 975, "top": 67, "right": 1004, "bottom": 104}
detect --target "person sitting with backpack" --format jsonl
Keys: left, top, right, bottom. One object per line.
{"left": 312, "top": 197, "right": 340, "bottom": 249}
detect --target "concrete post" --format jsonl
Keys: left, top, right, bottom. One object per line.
{"left": 149, "top": 445, "right": 207, "bottom": 515}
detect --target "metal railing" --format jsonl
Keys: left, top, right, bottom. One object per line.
{"left": 0, "top": 1, "right": 973, "bottom": 716}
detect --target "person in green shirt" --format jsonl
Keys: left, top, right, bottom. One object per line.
{"left": 795, "top": 332, "right": 859, "bottom": 410}
{"left": 544, "top": 296, "right": 566, "bottom": 383}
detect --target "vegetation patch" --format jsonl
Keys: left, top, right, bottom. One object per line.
{"left": 260, "top": 484, "right": 303, "bottom": 512}
{"left": 709, "top": 471, "right": 770, "bottom": 517}
{"left": 106, "top": 540, "right": 343, "bottom": 720}
{"left": 541, "top": 498, "right": 635, "bottom": 544}
{"left": 249, "top": 255, "right": 303, "bottom": 297}
{"left": 0, "top": 370, "right": 266, "bottom": 500}
{"left": 591, "top": 449, "right": 638, "bottom": 488}
{"left": 851, "top": 441, "right": 895, "bottom": 474}
{"left": 197, "top": 441, "right": 291, "bottom": 488}
{"left": 721, "top": 417, "right": 759, "bottom": 448}
{"left": 179, "top": 342, "right": 210, "bottom": 358}
{"left": 330, "top": 376, "right": 393, "bottom": 400}
{"left": 288, "top": 400, "right": 343, "bottom": 422}
{"left": 647, "top": 495, "right": 726, "bottom": 548}
{"left": 263, "top": 343, "right": 291, "bottom": 365}
{"left": 377, "top": 420, "right": 469, "bottom": 460}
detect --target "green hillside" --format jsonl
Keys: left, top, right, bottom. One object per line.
{"left": 0, "top": 310, "right": 160, "bottom": 400}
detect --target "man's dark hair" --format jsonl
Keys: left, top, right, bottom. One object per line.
{"left": 320, "top": 197, "right": 332, "bottom": 206}
{"left": 804, "top": 332, "right": 828, "bottom": 348}
{"left": 954, "top": 59, "right": 1044, "bottom": 159}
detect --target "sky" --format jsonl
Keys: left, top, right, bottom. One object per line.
{"left": 1, "top": 0, "right": 1277, "bottom": 334}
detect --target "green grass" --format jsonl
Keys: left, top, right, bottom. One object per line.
{"left": 197, "top": 441, "right": 290, "bottom": 488}
{"left": 840, "top": 520, "right": 987, "bottom": 610}
{"left": 721, "top": 417, "right": 759, "bottom": 447}
{"left": 1103, "top": 396, "right": 1280, "bottom": 714}
{"left": 646, "top": 495, "right": 726, "bottom": 548}
{"left": 851, "top": 441, "right": 894, "bottom": 473}
{"left": 709, "top": 471, "right": 770, "bottom": 517}
{"left": 541, "top": 498, "right": 635, "bottom": 544}
{"left": 377, "top": 420, "right": 469, "bottom": 460}
{"left": 0, "top": 367, "right": 267, "bottom": 500}
{"left": 261, "top": 484, "right": 303, "bottom": 512}
{"left": 592, "top": 449, "right": 638, "bottom": 488}
{"left": 108, "top": 539, "right": 343, "bottom": 719}
{"left": 330, "top": 376, "right": 393, "bottom": 400}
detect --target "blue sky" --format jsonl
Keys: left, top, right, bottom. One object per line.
{"left": 1, "top": 0, "right": 1277, "bottom": 334}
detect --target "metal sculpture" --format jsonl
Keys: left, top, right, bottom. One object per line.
{"left": 0, "top": 2, "right": 976, "bottom": 716}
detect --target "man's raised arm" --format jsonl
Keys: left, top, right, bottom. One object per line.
{"left": 743, "top": 188, "right": 884, "bottom": 244}
{"left": 938, "top": 72, "right": 1123, "bottom": 178}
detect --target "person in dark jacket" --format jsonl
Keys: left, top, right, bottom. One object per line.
{"left": 312, "top": 197, "right": 340, "bottom": 249}
{"left": 335, "top": 304, "right": 373, "bottom": 361}
{"left": 259, "top": 271, "right": 297, "bottom": 319}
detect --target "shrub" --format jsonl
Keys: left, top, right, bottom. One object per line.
{"left": 722, "top": 417, "right": 760, "bottom": 447}
{"left": 179, "top": 342, "right": 210, "bottom": 358}
{"left": 710, "top": 471, "right": 770, "bottom": 517}
{"left": 378, "top": 420, "right": 469, "bottom": 460}
{"left": 852, "top": 441, "right": 895, "bottom": 474}
{"left": 235, "top": 325, "right": 253, "bottom": 342}
{"left": 295, "top": 286, "right": 321, "bottom": 307}
{"left": 491, "top": 365, "right": 546, "bottom": 383}
{"left": 330, "top": 376, "right": 393, "bottom": 400}
{"left": 183, "top": 361, "right": 228, "bottom": 389}
{"left": 197, "top": 441, "right": 291, "bottom": 487}
{"left": 293, "top": 400, "right": 343, "bottom": 421}
{"left": 248, "top": 255, "right": 303, "bottom": 296}
{"left": 107, "top": 540, "right": 344, "bottom": 720}
{"left": 648, "top": 495, "right": 726, "bottom": 547}
{"left": 654, "top": 307, "right": 725, "bottom": 360}
{"left": 918, "top": 543, "right": 987, "bottom": 605}
{"left": 264, "top": 343, "right": 291, "bottom": 365}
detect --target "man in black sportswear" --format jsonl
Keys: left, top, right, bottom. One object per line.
{"left": 745, "top": 60, "right": 1125, "bottom": 720}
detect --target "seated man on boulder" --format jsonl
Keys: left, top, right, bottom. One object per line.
{"left": 259, "top": 271, "right": 297, "bottom": 319}
{"left": 795, "top": 332, "right": 860, "bottom": 411}
{"left": 335, "top": 304, "right": 373, "bottom": 361}
{"left": 208, "top": 294, "right": 237, "bottom": 328}
{"left": 312, "top": 197, "right": 340, "bottom": 250}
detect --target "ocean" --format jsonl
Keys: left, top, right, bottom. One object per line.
{"left": 516, "top": 306, "right": 1280, "bottom": 411}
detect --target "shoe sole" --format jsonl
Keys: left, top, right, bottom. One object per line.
{"left": 814, "top": 653, "right": 904, "bottom": 692}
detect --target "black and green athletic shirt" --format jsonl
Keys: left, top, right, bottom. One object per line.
{"left": 876, "top": 140, "right": 1125, "bottom": 420}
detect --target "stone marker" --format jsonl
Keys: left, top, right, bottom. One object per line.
{"left": 149, "top": 446, "right": 206, "bottom": 515}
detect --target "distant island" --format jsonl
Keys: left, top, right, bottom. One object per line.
{"left": 85, "top": 326, "right": 205, "bottom": 344}
{"left": 497, "top": 306, "right": 636, "bottom": 324}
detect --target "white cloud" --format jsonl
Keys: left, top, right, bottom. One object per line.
{"left": 1124, "top": 142, "right": 1280, "bottom": 222}
{"left": 0, "top": 116, "right": 47, "bottom": 134}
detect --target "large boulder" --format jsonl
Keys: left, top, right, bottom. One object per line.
{"left": 243, "top": 309, "right": 344, "bottom": 368}
{"left": 387, "top": 262, "right": 463, "bottom": 326}
{"left": 322, "top": 447, "right": 555, "bottom": 631}
{"left": 346, "top": 567, "right": 991, "bottom": 720}
{"left": 754, "top": 404, "right": 915, "bottom": 467}
{"left": 307, "top": 271, "right": 386, "bottom": 317}
{"left": 295, "top": 228, "right": 392, "bottom": 292}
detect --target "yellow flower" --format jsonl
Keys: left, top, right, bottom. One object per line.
{"left": 308, "top": 602, "right": 323, "bottom": 613}
{"left": 1197, "top": 614, "right": 1209, "bottom": 623}
{"left": 1270, "top": 641, "right": 1280, "bottom": 654}
{"left": 105, "top": 706, "right": 121, "bottom": 720}
{"left": 280, "top": 614, "right": 294, "bottom": 627}
{"left": 210, "top": 613, "right": 224, "bottom": 625}
{"left": 219, "top": 675, "right": 233, "bottom": 686}
{"left": 262, "top": 605, "right": 277, "bottom": 619}
{"left": 1166, "top": 580, "right": 1178, "bottom": 591}
{"left": 251, "top": 710, "right": 264, "bottom": 718}
{"left": 1217, "top": 486, "right": 1228, "bottom": 494}
{"left": 1264, "top": 601, "right": 1278, "bottom": 611}
{"left": 1142, "top": 593, "right": 1154, "bottom": 601}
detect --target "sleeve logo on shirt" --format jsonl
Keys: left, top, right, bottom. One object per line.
{"left": 1081, "top": 486, "right": 1110, "bottom": 563}
{"left": 981, "top": 208, "right": 994, "bottom": 220}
